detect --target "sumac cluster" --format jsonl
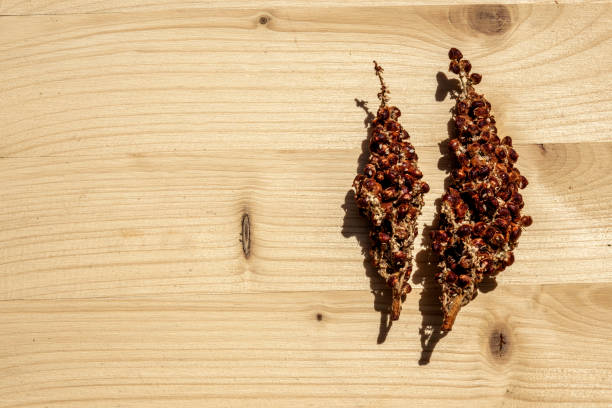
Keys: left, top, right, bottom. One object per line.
{"left": 431, "top": 49, "right": 532, "bottom": 331}
{"left": 353, "top": 62, "right": 429, "bottom": 321}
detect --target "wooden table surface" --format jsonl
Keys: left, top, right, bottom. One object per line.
{"left": 1, "top": 1, "right": 611, "bottom": 407}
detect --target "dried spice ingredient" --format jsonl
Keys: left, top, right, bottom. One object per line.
{"left": 353, "top": 61, "right": 428, "bottom": 320}
{"left": 431, "top": 49, "right": 532, "bottom": 331}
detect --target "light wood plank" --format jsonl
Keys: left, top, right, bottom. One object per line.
{"left": 0, "top": 1, "right": 604, "bottom": 15}
{"left": 0, "top": 5, "right": 610, "bottom": 157}
{"left": 1, "top": 143, "right": 610, "bottom": 299}
{"left": 1, "top": 285, "right": 611, "bottom": 407}
{"left": 0, "top": 3, "right": 611, "bottom": 407}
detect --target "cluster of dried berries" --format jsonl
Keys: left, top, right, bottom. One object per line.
{"left": 353, "top": 61, "right": 429, "bottom": 321}
{"left": 431, "top": 48, "right": 532, "bottom": 331}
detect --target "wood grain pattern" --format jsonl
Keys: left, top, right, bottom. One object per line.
{"left": 1, "top": 2, "right": 611, "bottom": 407}
{"left": 0, "top": 1, "right": 606, "bottom": 15}
{"left": 1, "top": 285, "right": 612, "bottom": 407}
{"left": 0, "top": 5, "right": 610, "bottom": 157}
{"left": 1, "top": 143, "right": 611, "bottom": 299}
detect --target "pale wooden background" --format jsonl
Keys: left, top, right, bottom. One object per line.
{"left": 1, "top": 1, "right": 611, "bottom": 407}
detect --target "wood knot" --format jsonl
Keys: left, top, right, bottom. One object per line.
{"left": 468, "top": 5, "right": 513, "bottom": 35}
{"left": 489, "top": 326, "right": 511, "bottom": 361}
{"left": 258, "top": 15, "right": 270, "bottom": 25}
{"left": 316, "top": 313, "right": 323, "bottom": 321}
{"left": 241, "top": 214, "right": 251, "bottom": 258}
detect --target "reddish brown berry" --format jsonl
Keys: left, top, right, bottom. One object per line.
{"left": 511, "top": 192, "right": 523, "bottom": 206}
{"left": 456, "top": 101, "right": 469, "bottom": 115}
{"left": 381, "top": 201, "right": 393, "bottom": 215}
{"left": 386, "top": 121, "right": 399, "bottom": 132}
{"left": 491, "top": 233, "right": 505, "bottom": 248}
{"left": 378, "top": 232, "right": 391, "bottom": 243}
{"left": 455, "top": 202, "right": 468, "bottom": 219}
{"left": 449, "top": 60, "right": 460, "bottom": 74}
{"left": 397, "top": 203, "right": 410, "bottom": 217}
{"left": 434, "top": 230, "right": 449, "bottom": 243}
{"left": 497, "top": 207, "right": 511, "bottom": 219}
{"left": 407, "top": 167, "right": 423, "bottom": 179}
{"left": 493, "top": 218, "right": 509, "bottom": 232}
{"left": 509, "top": 224, "right": 522, "bottom": 241}
{"left": 508, "top": 148, "right": 519, "bottom": 162}
{"left": 507, "top": 203, "right": 520, "bottom": 218}
{"left": 471, "top": 100, "right": 485, "bottom": 108}
{"left": 469, "top": 73, "right": 482, "bottom": 84}
{"left": 498, "top": 188, "right": 512, "bottom": 202}
{"left": 483, "top": 227, "right": 496, "bottom": 240}
{"left": 406, "top": 206, "right": 419, "bottom": 219}
{"left": 448, "top": 48, "right": 463, "bottom": 60}
{"left": 382, "top": 187, "right": 398, "bottom": 201}
{"left": 393, "top": 251, "right": 407, "bottom": 262}
{"left": 520, "top": 215, "right": 533, "bottom": 227}
{"left": 458, "top": 275, "right": 472, "bottom": 287}
{"left": 364, "top": 179, "right": 382, "bottom": 195}
{"left": 474, "top": 107, "right": 488, "bottom": 117}
{"left": 387, "top": 153, "right": 399, "bottom": 165}
{"left": 472, "top": 238, "right": 486, "bottom": 248}
{"left": 478, "top": 165, "right": 491, "bottom": 178}
{"left": 499, "top": 171, "right": 509, "bottom": 185}
{"left": 459, "top": 257, "right": 471, "bottom": 269}
{"left": 457, "top": 224, "right": 472, "bottom": 237}
{"left": 364, "top": 164, "right": 376, "bottom": 178}
{"left": 473, "top": 222, "right": 486, "bottom": 236}
{"left": 389, "top": 106, "right": 401, "bottom": 119}
{"left": 398, "top": 192, "right": 412, "bottom": 203}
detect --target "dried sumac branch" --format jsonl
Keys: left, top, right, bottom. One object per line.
{"left": 432, "top": 49, "right": 532, "bottom": 330}
{"left": 353, "top": 61, "right": 429, "bottom": 320}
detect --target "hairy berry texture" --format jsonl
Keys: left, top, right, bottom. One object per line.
{"left": 431, "top": 49, "right": 532, "bottom": 331}
{"left": 353, "top": 61, "right": 428, "bottom": 321}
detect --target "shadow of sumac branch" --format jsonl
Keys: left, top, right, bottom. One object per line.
{"left": 410, "top": 77, "right": 458, "bottom": 364}
{"left": 413, "top": 216, "right": 447, "bottom": 365}
{"left": 341, "top": 98, "right": 392, "bottom": 344}
{"left": 435, "top": 71, "right": 461, "bottom": 102}
{"left": 413, "top": 135, "right": 451, "bottom": 365}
